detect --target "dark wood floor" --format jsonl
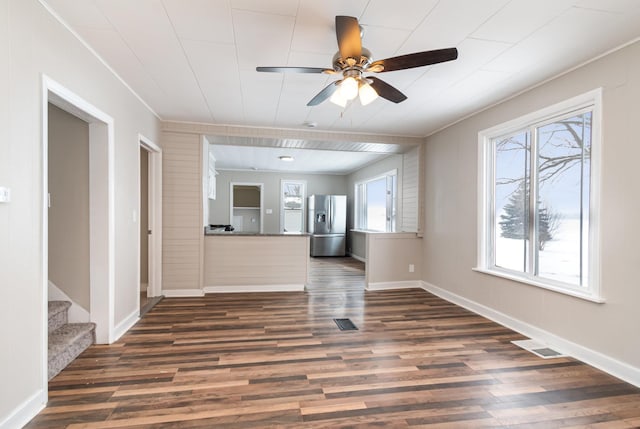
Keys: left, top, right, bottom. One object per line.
{"left": 28, "top": 257, "right": 640, "bottom": 428}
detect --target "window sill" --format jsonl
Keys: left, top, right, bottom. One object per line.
{"left": 472, "top": 267, "right": 605, "bottom": 304}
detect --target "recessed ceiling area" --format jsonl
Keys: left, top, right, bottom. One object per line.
{"left": 210, "top": 144, "right": 393, "bottom": 174}
{"left": 42, "top": 0, "right": 640, "bottom": 137}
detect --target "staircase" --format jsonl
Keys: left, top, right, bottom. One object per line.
{"left": 48, "top": 301, "right": 95, "bottom": 380}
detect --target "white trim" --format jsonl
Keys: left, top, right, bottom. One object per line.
{"left": 42, "top": 75, "right": 116, "bottom": 420}
{"left": 420, "top": 281, "right": 640, "bottom": 388}
{"left": 138, "top": 135, "right": 162, "bottom": 300}
{"left": 0, "top": 389, "right": 46, "bottom": 429}
{"left": 113, "top": 309, "right": 140, "bottom": 341}
{"left": 41, "top": 79, "right": 51, "bottom": 396}
{"left": 204, "top": 284, "right": 305, "bottom": 293}
{"left": 48, "top": 281, "right": 91, "bottom": 322}
{"left": 366, "top": 280, "right": 422, "bottom": 291}
{"left": 478, "top": 89, "right": 602, "bottom": 138}
{"left": 472, "top": 267, "right": 605, "bottom": 304}
{"left": 477, "top": 88, "right": 603, "bottom": 302}
{"left": 162, "top": 289, "right": 205, "bottom": 297}
{"left": 349, "top": 253, "right": 366, "bottom": 263}
{"left": 37, "top": 0, "right": 160, "bottom": 120}
{"left": 229, "top": 182, "right": 264, "bottom": 233}
{"left": 44, "top": 75, "right": 116, "bottom": 345}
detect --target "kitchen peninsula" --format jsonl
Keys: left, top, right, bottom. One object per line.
{"left": 204, "top": 228, "right": 310, "bottom": 292}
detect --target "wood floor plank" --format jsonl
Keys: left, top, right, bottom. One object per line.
{"left": 26, "top": 257, "right": 640, "bottom": 428}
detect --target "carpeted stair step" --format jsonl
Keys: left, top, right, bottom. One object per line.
{"left": 48, "top": 322, "right": 96, "bottom": 380}
{"left": 48, "top": 301, "right": 71, "bottom": 333}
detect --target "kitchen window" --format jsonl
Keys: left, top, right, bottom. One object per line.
{"left": 355, "top": 170, "right": 397, "bottom": 232}
{"left": 280, "top": 180, "right": 306, "bottom": 233}
{"left": 476, "top": 89, "right": 602, "bottom": 302}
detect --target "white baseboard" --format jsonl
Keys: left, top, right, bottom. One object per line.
{"left": 421, "top": 281, "right": 640, "bottom": 388}
{"left": 48, "top": 280, "right": 90, "bottom": 323}
{"left": 366, "top": 280, "right": 422, "bottom": 291}
{"left": 112, "top": 308, "right": 140, "bottom": 341}
{"left": 349, "top": 253, "right": 366, "bottom": 263}
{"left": 204, "top": 284, "right": 305, "bottom": 293}
{"left": 162, "top": 289, "right": 205, "bottom": 297}
{"left": 0, "top": 389, "right": 46, "bottom": 429}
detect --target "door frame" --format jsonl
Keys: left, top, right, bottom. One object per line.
{"left": 229, "top": 182, "right": 264, "bottom": 233}
{"left": 42, "top": 75, "right": 116, "bottom": 392}
{"left": 138, "top": 135, "right": 162, "bottom": 302}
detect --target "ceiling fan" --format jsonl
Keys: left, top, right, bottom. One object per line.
{"left": 256, "top": 15, "right": 458, "bottom": 107}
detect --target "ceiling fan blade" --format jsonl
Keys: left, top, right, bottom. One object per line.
{"left": 368, "top": 77, "right": 407, "bottom": 103}
{"left": 367, "top": 48, "right": 458, "bottom": 73}
{"left": 256, "top": 66, "right": 334, "bottom": 74}
{"left": 335, "top": 16, "right": 362, "bottom": 59}
{"left": 307, "top": 81, "right": 340, "bottom": 106}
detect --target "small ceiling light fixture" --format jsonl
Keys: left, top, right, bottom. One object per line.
{"left": 304, "top": 121, "right": 318, "bottom": 128}
{"left": 279, "top": 155, "right": 294, "bottom": 162}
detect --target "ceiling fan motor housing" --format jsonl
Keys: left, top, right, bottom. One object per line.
{"left": 332, "top": 47, "right": 372, "bottom": 74}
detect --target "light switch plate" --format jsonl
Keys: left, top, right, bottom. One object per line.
{"left": 0, "top": 187, "right": 10, "bottom": 203}
{"left": 266, "top": 208, "right": 273, "bottom": 214}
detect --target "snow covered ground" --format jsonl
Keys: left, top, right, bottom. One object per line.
{"left": 495, "top": 218, "right": 587, "bottom": 286}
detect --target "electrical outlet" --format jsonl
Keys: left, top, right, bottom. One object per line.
{"left": 409, "top": 264, "right": 415, "bottom": 273}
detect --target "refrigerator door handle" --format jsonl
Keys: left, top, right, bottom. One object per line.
{"left": 328, "top": 198, "right": 332, "bottom": 231}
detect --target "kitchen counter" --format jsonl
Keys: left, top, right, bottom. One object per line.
{"left": 203, "top": 233, "right": 310, "bottom": 292}
{"left": 204, "top": 226, "right": 309, "bottom": 236}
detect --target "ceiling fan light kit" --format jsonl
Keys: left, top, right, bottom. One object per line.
{"left": 358, "top": 80, "right": 378, "bottom": 106}
{"left": 256, "top": 16, "right": 458, "bottom": 107}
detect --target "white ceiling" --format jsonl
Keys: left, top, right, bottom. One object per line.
{"left": 43, "top": 0, "right": 640, "bottom": 139}
{"left": 211, "top": 144, "right": 392, "bottom": 174}
{"left": 43, "top": 0, "right": 640, "bottom": 174}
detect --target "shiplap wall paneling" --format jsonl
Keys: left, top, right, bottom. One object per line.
{"left": 401, "top": 147, "right": 419, "bottom": 232}
{"left": 162, "top": 132, "right": 203, "bottom": 291}
{"left": 204, "top": 236, "right": 309, "bottom": 287}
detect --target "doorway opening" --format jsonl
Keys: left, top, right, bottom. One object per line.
{"left": 42, "top": 76, "right": 115, "bottom": 393}
{"left": 229, "top": 182, "right": 263, "bottom": 233}
{"left": 139, "top": 136, "right": 163, "bottom": 316}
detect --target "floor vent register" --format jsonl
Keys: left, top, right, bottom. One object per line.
{"left": 333, "top": 318, "right": 358, "bottom": 331}
{"left": 512, "top": 339, "right": 567, "bottom": 359}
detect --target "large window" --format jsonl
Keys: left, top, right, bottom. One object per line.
{"left": 477, "top": 90, "right": 602, "bottom": 301}
{"left": 355, "top": 170, "right": 397, "bottom": 232}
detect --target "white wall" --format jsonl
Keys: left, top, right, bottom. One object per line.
{"left": 422, "top": 41, "right": 640, "bottom": 377}
{"left": 48, "top": 103, "right": 90, "bottom": 310}
{"left": 209, "top": 170, "right": 347, "bottom": 234}
{"left": 0, "top": 0, "right": 159, "bottom": 425}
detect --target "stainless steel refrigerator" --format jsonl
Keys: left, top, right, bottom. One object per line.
{"left": 308, "top": 194, "right": 347, "bottom": 257}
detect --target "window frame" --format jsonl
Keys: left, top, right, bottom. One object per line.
{"left": 280, "top": 179, "right": 306, "bottom": 234}
{"left": 476, "top": 89, "right": 603, "bottom": 303}
{"left": 354, "top": 169, "right": 397, "bottom": 232}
